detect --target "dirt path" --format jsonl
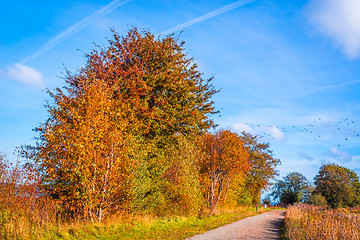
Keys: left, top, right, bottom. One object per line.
{"left": 186, "top": 210, "right": 286, "bottom": 240}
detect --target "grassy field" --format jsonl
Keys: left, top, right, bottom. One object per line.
{"left": 282, "top": 204, "right": 360, "bottom": 240}
{"left": 38, "top": 207, "right": 277, "bottom": 240}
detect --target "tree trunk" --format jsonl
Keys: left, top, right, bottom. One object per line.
{"left": 98, "top": 207, "right": 103, "bottom": 223}
{"left": 208, "top": 174, "right": 219, "bottom": 215}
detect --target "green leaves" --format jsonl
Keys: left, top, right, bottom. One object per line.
{"left": 272, "top": 172, "right": 312, "bottom": 205}
{"left": 314, "top": 164, "right": 359, "bottom": 208}
{"left": 240, "top": 132, "right": 280, "bottom": 206}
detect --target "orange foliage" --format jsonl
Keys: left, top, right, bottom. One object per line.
{"left": 199, "top": 130, "right": 250, "bottom": 214}
{"left": 29, "top": 74, "right": 136, "bottom": 222}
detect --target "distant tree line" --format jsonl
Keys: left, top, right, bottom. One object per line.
{"left": 272, "top": 163, "right": 360, "bottom": 208}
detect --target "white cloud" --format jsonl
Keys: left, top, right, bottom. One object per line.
{"left": 7, "top": 64, "right": 45, "bottom": 89}
{"left": 330, "top": 146, "right": 352, "bottom": 162}
{"left": 232, "top": 122, "right": 253, "bottom": 133}
{"left": 231, "top": 122, "right": 287, "bottom": 142}
{"left": 262, "top": 126, "right": 287, "bottom": 141}
{"left": 307, "top": 0, "right": 360, "bottom": 59}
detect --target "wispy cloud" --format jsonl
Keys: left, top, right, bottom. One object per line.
{"left": 160, "top": 0, "right": 256, "bottom": 35}
{"left": 330, "top": 146, "right": 352, "bottom": 162}
{"left": 297, "top": 151, "right": 314, "bottom": 161}
{"left": 7, "top": 64, "right": 45, "bottom": 89}
{"left": 307, "top": 0, "right": 360, "bottom": 59}
{"left": 20, "top": 0, "right": 131, "bottom": 64}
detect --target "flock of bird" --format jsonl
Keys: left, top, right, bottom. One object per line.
{"left": 248, "top": 117, "right": 360, "bottom": 147}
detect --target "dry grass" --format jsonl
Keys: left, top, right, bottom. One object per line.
{"left": 283, "top": 203, "right": 360, "bottom": 240}
{"left": 0, "top": 156, "right": 61, "bottom": 240}
{"left": 42, "top": 206, "right": 270, "bottom": 239}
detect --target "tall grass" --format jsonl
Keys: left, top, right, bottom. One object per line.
{"left": 284, "top": 204, "right": 360, "bottom": 240}
{"left": 0, "top": 155, "right": 59, "bottom": 239}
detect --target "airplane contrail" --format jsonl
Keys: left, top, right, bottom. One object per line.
{"left": 20, "top": 0, "right": 131, "bottom": 64}
{"left": 303, "top": 79, "right": 360, "bottom": 95}
{"left": 20, "top": 0, "right": 255, "bottom": 64}
{"left": 160, "top": 0, "right": 256, "bottom": 35}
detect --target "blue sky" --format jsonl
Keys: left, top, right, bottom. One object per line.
{"left": 1, "top": 0, "right": 360, "bottom": 181}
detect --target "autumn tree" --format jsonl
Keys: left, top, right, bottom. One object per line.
{"left": 199, "top": 130, "right": 250, "bottom": 214}
{"left": 240, "top": 132, "right": 280, "bottom": 208}
{"left": 314, "top": 164, "right": 360, "bottom": 208}
{"left": 345, "top": 167, "right": 360, "bottom": 206}
{"left": 24, "top": 76, "right": 137, "bottom": 222}
{"left": 23, "top": 27, "right": 218, "bottom": 220}
{"left": 89, "top": 28, "right": 218, "bottom": 214}
{"left": 272, "top": 172, "right": 312, "bottom": 205}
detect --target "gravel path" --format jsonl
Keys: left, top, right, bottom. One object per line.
{"left": 186, "top": 210, "right": 286, "bottom": 240}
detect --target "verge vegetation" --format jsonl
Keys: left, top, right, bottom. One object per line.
{"left": 42, "top": 207, "right": 276, "bottom": 240}
{"left": 282, "top": 204, "right": 360, "bottom": 240}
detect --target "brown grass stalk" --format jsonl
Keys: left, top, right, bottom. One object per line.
{"left": 0, "top": 157, "right": 59, "bottom": 239}
{"left": 284, "top": 203, "right": 360, "bottom": 240}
